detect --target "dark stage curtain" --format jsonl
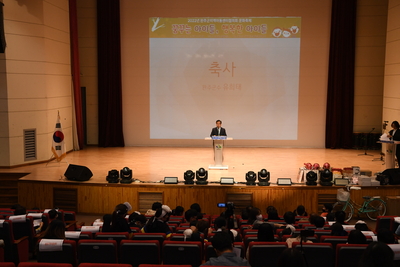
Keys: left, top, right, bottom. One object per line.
{"left": 69, "top": 0, "right": 84, "bottom": 149}
{"left": 325, "top": 0, "right": 357, "bottom": 149}
{"left": 97, "top": 0, "right": 125, "bottom": 147}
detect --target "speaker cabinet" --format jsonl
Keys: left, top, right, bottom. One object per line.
{"left": 64, "top": 164, "right": 93, "bottom": 181}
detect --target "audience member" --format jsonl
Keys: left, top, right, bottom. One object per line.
{"left": 190, "top": 203, "right": 202, "bottom": 213}
{"left": 145, "top": 202, "right": 162, "bottom": 216}
{"left": 13, "top": 204, "right": 26, "bottom": 215}
{"left": 330, "top": 222, "right": 348, "bottom": 236}
{"left": 185, "top": 209, "right": 198, "bottom": 223}
{"left": 171, "top": 206, "right": 184, "bottom": 216}
{"left": 313, "top": 216, "right": 325, "bottom": 229}
{"left": 266, "top": 207, "right": 280, "bottom": 221}
{"left": 142, "top": 205, "right": 172, "bottom": 238}
{"left": 355, "top": 220, "right": 369, "bottom": 231}
{"left": 107, "top": 203, "right": 131, "bottom": 233}
{"left": 282, "top": 228, "right": 312, "bottom": 248}
{"left": 201, "top": 231, "right": 250, "bottom": 266}
{"left": 308, "top": 213, "right": 319, "bottom": 225}
{"left": 48, "top": 209, "right": 59, "bottom": 221}
{"left": 128, "top": 212, "right": 147, "bottom": 228}
{"left": 212, "top": 216, "right": 241, "bottom": 242}
{"left": 377, "top": 228, "right": 396, "bottom": 244}
{"left": 39, "top": 219, "right": 65, "bottom": 239}
{"left": 347, "top": 230, "right": 367, "bottom": 244}
{"left": 293, "top": 205, "right": 308, "bottom": 217}
{"left": 358, "top": 241, "right": 394, "bottom": 267}
{"left": 320, "top": 203, "right": 333, "bottom": 217}
{"left": 335, "top": 211, "right": 347, "bottom": 225}
{"left": 278, "top": 248, "right": 306, "bottom": 267}
{"left": 246, "top": 223, "right": 275, "bottom": 259}
{"left": 247, "top": 208, "right": 261, "bottom": 225}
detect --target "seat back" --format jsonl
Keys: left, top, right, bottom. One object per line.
{"left": 162, "top": 240, "right": 203, "bottom": 267}
{"left": 120, "top": 240, "right": 160, "bottom": 267}
{"left": 77, "top": 240, "right": 118, "bottom": 264}
{"left": 19, "top": 263, "right": 73, "bottom": 267}
{"left": 293, "top": 242, "right": 334, "bottom": 267}
{"left": 95, "top": 232, "right": 129, "bottom": 245}
{"left": 0, "top": 220, "right": 29, "bottom": 264}
{"left": 78, "top": 264, "right": 132, "bottom": 267}
{"left": 375, "top": 216, "right": 395, "bottom": 233}
{"left": 37, "top": 239, "right": 78, "bottom": 267}
{"left": 320, "top": 236, "right": 348, "bottom": 251}
{"left": 336, "top": 244, "right": 368, "bottom": 267}
{"left": 132, "top": 233, "right": 166, "bottom": 244}
{"left": 8, "top": 215, "right": 35, "bottom": 252}
{"left": 248, "top": 242, "right": 288, "bottom": 267}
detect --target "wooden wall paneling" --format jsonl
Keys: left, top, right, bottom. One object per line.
{"left": 53, "top": 187, "right": 77, "bottom": 211}
{"left": 226, "top": 192, "right": 253, "bottom": 211}
{"left": 138, "top": 191, "right": 163, "bottom": 214}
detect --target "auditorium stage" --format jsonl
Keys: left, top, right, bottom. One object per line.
{"left": 5, "top": 147, "right": 400, "bottom": 217}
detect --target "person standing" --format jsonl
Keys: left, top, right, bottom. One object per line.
{"left": 210, "top": 120, "right": 227, "bottom": 137}
{"left": 388, "top": 121, "right": 400, "bottom": 166}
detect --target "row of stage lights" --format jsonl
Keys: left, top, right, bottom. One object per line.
{"left": 105, "top": 167, "right": 334, "bottom": 186}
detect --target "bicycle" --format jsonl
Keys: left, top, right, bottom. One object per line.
{"left": 332, "top": 186, "right": 387, "bottom": 222}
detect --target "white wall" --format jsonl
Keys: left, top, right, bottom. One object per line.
{"left": 0, "top": 0, "right": 73, "bottom": 166}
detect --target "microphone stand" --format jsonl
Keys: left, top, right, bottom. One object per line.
{"left": 358, "top": 128, "right": 375, "bottom": 156}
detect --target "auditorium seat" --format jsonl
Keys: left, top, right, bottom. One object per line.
{"left": 0, "top": 263, "right": 15, "bottom": 267}
{"left": 119, "top": 240, "right": 160, "bottom": 267}
{"left": 242, "top": 229, "right": 258, "bottom": 236}
{"left": 336, "top": 244, "right": 368, "bottom": 267}
{"left": 320, "top": 236, "right": 348, "bottom": 251}
{"left": 162, "top": 240, "right": 203, "bottom": 267}
{"left": 0, "top": 220, "right": 29, "bottom": 264}
{"left": 94, "top": 232, "right": 129, "bottom": 245}
{"left": 175, "top": 227, "right": 188, "bottom": 234}
{"left": 131, "top": 233, "right": 166, "bottom": 244}
{"left": 375, "top": 216, "right": 396, "bottom": 233}
{"left": 19, "top": 263, "right": 73, "bottom": 267}
{"left": 65, "top": 231, "right": 93, "bottom": 242}
{"left": 139, "top": 265, "right": 192, "bottom": 267}
{"left": 78, "top": 264, "right": 132, "bottom": 267}
{"left": 77, "top": 240, "right": 118, "bottom": 264}
{"left": 248, "top": 242, "right": 288, "bottom": 267}
{"left": 36, "top": 239, "right": 78, "bottom": 267}
{"left": 292, "top": 242, "right": 334, "bottom": 267}
{"left": 7, "top": 215, "right": 36, "bottom": 253}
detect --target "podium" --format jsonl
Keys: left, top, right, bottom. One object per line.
{"left": 378, "top": 140, "right": 399, "bottom": 169}
{"left": 205, "top": 136, "right": 233, "bottom": 170}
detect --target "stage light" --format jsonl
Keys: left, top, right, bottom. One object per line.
{"left": 306, "top": 171, "right": 317, "bottom": 186}
{"left": 258, "top": 169, "right": 270, "bottom": 186}
{"left": 184, "top": 170, "right": 195, "bottom": 184}
{"left": 106, "top": 169, "right": 119, "bottom": 183}
{"left": 120, "top": 167, "right": 133, "bottom": 184}
{"left": 320, "top": 169, "right": 333, "bottom": 186}
{"left": 245, "top": 171, "right": 257, "bottom": 186}
{"left": 196, "top": 167, "right": 208, "bottom": 185}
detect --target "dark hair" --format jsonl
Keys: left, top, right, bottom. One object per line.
{"left": 313, "top": 216, "right": 325, "bottom": 228}
{"left": 377, "top": 228, "right": 396, "bottom": 244}
{"left": 355, "top": 222, "right": 369, "bottom": 231}
{"left": 330, "top": 223, "right": 347, "bottom": 236}
{"left": 247, "top": 208, "right": 260, "bottom": 225}
{"left": 111, "top": 204, "right": 128, "bottom": 230}
{"left": 13, "top": 205, "right": 26, "bottom": 215}
{"left": 151, "top": 202, "right": 162, "bottom": 211}
{"left": 214, "top": 216, "right": 228, "bottom": 230}
{"left": 283, "top": 211, "right": 295, "bottom": 224}
{"left": 392, "top": 121, "right": 399, "bottom": 129}
{"left": 294, "top": 205, "right": 307, "bottom": 216}
{"left": 323, "top": 203, "right": 333, "bottom": 212}
{"left": 326, "top": 212, "right": 335, "bottom": 222}
{"left": 196, "top": 220, "right": 209, "bottom": 234}
{"left": 281, "top": 227, "right": 293, "bottom": 237}
{"left": 190, "top": 203, "right": 201, "bottom": 213}
{"left": 358, "top": 241, "right": 394, "bottom": 267}
{"left": 41, "top": 219, "right": 65, "bottom": 239}
{"left": 48, "top": 209, "right": 58, "bottom": 220}
{"left": 267, "top": 206, "right": 280, "bottom": 220}
{"left": 347, "top": 230, "right": 367, "bottom": 244}
{"left": 129, "top": 213, "right": 146, "bottom": 225}
{"left": 216, "top": 120, "right": 222, "bottom": 124}
{"left": 172, "top": 206, "right": 184, "bottom": 216}
{"left": 278, "top": 248, "right": 306, "bottom": 267}
{"left": 258, "top": 223, "right": 275, "bottom": 242}
{"left": 211, "top": 231, "right": 232, "bottom": 252}
{"left": 184, "top": 209, "right": 198, "bottom": 223}
{"left": 335, "top": 210, "right": 346, "bottom": 224}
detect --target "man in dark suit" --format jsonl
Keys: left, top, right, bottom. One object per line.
{"left": 388, "top": 121, "right": 400, "bottom": 167}
{"left": 210, "top": 120, "right": 227, "bottom": 137}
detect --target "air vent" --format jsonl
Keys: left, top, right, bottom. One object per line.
{"left": 24, "top": 129, "right": 36, "bottom": 161}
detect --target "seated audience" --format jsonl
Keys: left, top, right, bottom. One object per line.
{"left": 358, "top": 241, "right": 395, "bottom": 267}
{"left": 13, "top": 204, "right": 26, "bottom": 215}
{"left": 355, "top": 220, "right": 369, "bottom": 231}
{"left": 129, "top": 212, "right": 147, "bottom": 229}
{"left": 320, "top": 203, "right": 333, "bottom": 217}
{"left": 278, "top": 248, "right": 306, "bottom": 267}
{"left": 142, "top": 205, "right": 172, "bottom": 238}
{"left": 171, "top": 206, "right": 184, "bottom": 216}
{"left": 347, "top": 230, "right": 367, "bottom": 244}
{"left": 246, "top": 223, "right": 275, "bottom": 258}
{"left": 313, "top": 216, "right": 325, "bottom": 230}
{"left": 185, "top": 209, "right": 199, "bottom": 223}
{"left": 377, "top": 228, "right": 396, "bottom": 244}
{"left": 282, "top": 227, "right": 312, "bottom": 248}
{"left": 335, "top": 210, "right": 347, "bottom": 225}
{"left": 293, "top": 205, "right": 308, "bottom": 217}
{"left": 39, "top": 219, "right": 65, "bottom": 239}
{"left": 107, "top": 203, "right": 132, "bottom": 233}
{"left": 247, "top": 208, "right": 262, "bottom": 226}
{"left": 266, "top": 206, "right": 281, "bottom": 221}
{"left": 330, "top": 222, "right": 348, "bottom": 236}
{"left": 201, "top": 231, "right": 250, "bottom": 266}
{"left": 212, "top": 216, "right": 241, "bottom": 242}
{"left": 145, "top": 202, "right": 162, "bottom": 216}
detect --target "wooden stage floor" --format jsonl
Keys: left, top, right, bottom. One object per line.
{"left": 9, "top": 146, "right": 388, "bottom": 184}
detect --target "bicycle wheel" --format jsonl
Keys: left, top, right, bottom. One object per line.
{"left": 333, "top": 201, "right": 354, "bottom": 222}
{"left": 366, "top": 198, "right": 387, "bottom": 220}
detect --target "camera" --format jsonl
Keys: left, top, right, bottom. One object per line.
{"left": 217, "top": 202, "right": 234, "bottom": 210}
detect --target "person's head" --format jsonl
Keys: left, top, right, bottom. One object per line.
{"left": 266, "top": 206, "right": 277, "bottom": 214}
{"left": 391, "top": 121, "right": 399, "bottom": 130}
{"left": 308, "top": 213, "right": 319, "bottom": 225}
{"left": 322, "top": 203, "right": 333, "bottom": 213}
{"left": 190, "top": 203, "right": 201, "bottom": 213}
{"left": 196, "top": 219, "right": 209, "bottom": 233}
{"left": 283, "top": 211, "right": 295, "bottom": 224}
{"left": 241, "top": 209, "right": 249, "bottom": 220}
{"left": 278, "top": 248, "right": 306, "bottom": 267}
{"left": 326, "top": 212, "right": 335, "bottom": 222}
{"left": 355, "top": 220, "right": 369, "bottom": 231}
{"left": 347, "top": 230, "right": 367, "bottom": 244}
{"left": 184, "top": 209, "right": 198, "bottom": 223}
{"left": 13, "top": 205, "right": 26, "bottom": 215}
{"left": 335, "top": 210, "right": 346, "bottom": 224}
{"left": 257, "top": 223, "right": 275, "bottom": 242}
{"left": 330, "top": 222, "right": 347, "bottom": 236}
{"left": 48, "top": 209, "right": 58, "bottom": 220}
{"left": 214, "top": 216, "right": 228, "bottom": 230}
{"left": 216, "top": 120, "right": 222, "bottom": 128}
{"left": 129, "top": 213, "right": 147, "bottom": 228}
{"left": 295, "top": 205, "right": 306, "bottom": 216}
{"left": 358, "top": 241, "right": 395, "bottom": 267}
{"left": 211, "top": 231, "right": 233, "bottom": 255}
{"left": 267, "top": 206, "right": 280, "bottom": 220}
{"left": 281, "top": 227, "right": 294, "bottom": 237}
{"left": 155, "top": 205, "right": 172, "bottom": 222}
{"left": 42, "top": 219, "right": 65, "bottom": 239}
{"left": 114, "top": 204, "right": 128, "bottom": 217}
{"left": 151, "top": 202, "right": 162, "bottom": 211}
{"left": 313, "top": 216, "right": 325, "bottom": 228}
{"left": 377, "top": 228, "right": 396, "bottom": 244}
{"left": 248, "top": 208, "right": 261, "bottom": 222}
{"left": 172, "top": 206, "right": 184, "bottom": 216}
